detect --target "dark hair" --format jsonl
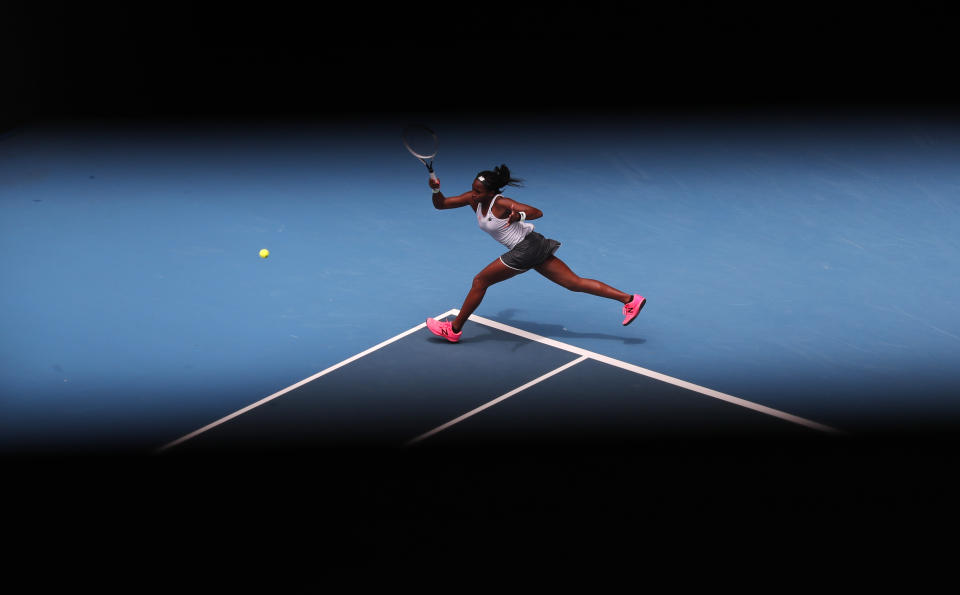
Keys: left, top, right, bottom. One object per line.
{"left": 476, "top": 164, "right": 524, "bottom": 193}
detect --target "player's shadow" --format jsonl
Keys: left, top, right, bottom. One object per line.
{"left": 482, "top": 308, "right": 646, "bottom": 346}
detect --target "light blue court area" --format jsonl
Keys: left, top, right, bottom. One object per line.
{"left": 2, "top": 111, "right": 960, "bottom": 454}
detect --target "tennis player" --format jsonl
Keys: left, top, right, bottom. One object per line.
{"left": 425, "top": 164, "right": 645, "bottom": 343}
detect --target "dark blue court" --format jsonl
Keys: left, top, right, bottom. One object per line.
{"left": 163, "top": 310, "right": 832, "bottom": 454}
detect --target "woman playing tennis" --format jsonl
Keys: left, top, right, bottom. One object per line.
{"left": 425, "top": 164, "right": 645, "bottom": 342}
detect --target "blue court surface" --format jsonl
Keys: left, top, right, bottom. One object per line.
{"left": 3, "top": 111, "right": 960, "bottom": 453}
{"left": 3, "top": 111, "right": 960, "bottom": 568}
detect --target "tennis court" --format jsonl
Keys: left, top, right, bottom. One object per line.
{"left": 3, "top": 112, "right": 960, "bottom": 569}
{"left": 4, "top": 112, "right": 959, "bottom": 455}
{"left": 159, "top": 309, "right": 838, "bottom": 455}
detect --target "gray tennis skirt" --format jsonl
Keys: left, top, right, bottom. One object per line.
{"left": 500, "top": 231, "right": 562, "bottom": 272}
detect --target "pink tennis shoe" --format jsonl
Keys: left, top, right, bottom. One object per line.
{"left": 622, "top": 294, "right": 646, "bottom": 326}
{"left": 426, "top": 317, "right": 462, "bottom": 343}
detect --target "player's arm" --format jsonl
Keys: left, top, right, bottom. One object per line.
{"left": 498, "top": 197, "right": 543, "bottom": 226}
{"left": 429, "top": 177, "right": 474, "bottom": 209}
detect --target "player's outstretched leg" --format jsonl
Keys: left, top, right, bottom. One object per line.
{"left": 534, "top": 255, "right": 645, "bottom": 325}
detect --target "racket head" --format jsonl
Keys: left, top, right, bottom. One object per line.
{"left": 402, "top": 124, "right": 439, "bottom": 164}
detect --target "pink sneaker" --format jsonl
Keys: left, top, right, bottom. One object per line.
{"left": 622, "top": 294, "right": 646, "bottom": 326}
{"left": 426, "top": 317, "right": 462, "bottom": 342}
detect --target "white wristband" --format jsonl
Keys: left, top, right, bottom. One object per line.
{"left": 519, "top": 211, "right": 526, "bottom": 221}
{"left": 432, "top": 187, "right": 441, "bottom": 194}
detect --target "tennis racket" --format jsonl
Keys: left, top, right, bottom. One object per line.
{"left": 402, "top": 124, "right": 439, "bottom": 184}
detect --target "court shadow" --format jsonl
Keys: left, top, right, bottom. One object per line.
{"left": 482, "top": 309, "right": 647, "bottom": 346}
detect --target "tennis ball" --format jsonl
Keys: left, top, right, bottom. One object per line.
{"left": 259, "top": 249, "right": 270, "bottom": 259}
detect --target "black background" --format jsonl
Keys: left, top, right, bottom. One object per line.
{"left": 5, "top": 0, "right": 957, "bottom": 127}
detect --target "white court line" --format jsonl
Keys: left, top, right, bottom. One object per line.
{"left": 155, "top": 309, "right": 460, "bottom": 453}
{"left": 464, "top": 311, "right": 844, "bottom": 435}
{"left": 405, "top": 355, "right": 590, "bottom": 446}
{"left": 159, "top": 308, "right": 842, "bottom": 453}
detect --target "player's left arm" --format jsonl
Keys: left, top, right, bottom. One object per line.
{"left": 499, "top": 197, "right": 543, "bottom": 227}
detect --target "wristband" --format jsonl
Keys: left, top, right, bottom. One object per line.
{"left": 519, "top": 211, "right": 526, "bottom": 221}
{"left": 432, "top": 187, "right": 441, "bottom": 194}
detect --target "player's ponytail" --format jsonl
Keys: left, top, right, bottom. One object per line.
{"left": 477, "top": 164, "right": 525, "bottom": 193}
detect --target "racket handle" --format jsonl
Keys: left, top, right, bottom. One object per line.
{"left": 429, "top": 171, "right": 438, "bottom": 182}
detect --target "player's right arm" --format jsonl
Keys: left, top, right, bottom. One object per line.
{"left": 430, "top": 178, "right": 474, "bottom": 210}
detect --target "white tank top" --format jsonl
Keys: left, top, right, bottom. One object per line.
{"left": 476, "top": 194, "right": 534, "bottom": 249}
{"left": 477, "top": 194, "right": 534, "bottom": 250}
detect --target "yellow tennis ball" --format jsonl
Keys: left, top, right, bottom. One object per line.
{"left": 259, "top": 249, "right": 270, "bottom": 259}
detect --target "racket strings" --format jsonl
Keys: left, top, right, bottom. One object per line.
{"left": 403, "top": 125, "right": 438, "bottom": 159}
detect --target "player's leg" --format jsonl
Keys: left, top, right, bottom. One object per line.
{"left": 535, "top": 255, "right": 646, "bottom": 325}
{"left": 451, "top": 258, "right": 523, "bottom": 333}
{"left": 534, "top": 255, "right": 631, "bottom": 303}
